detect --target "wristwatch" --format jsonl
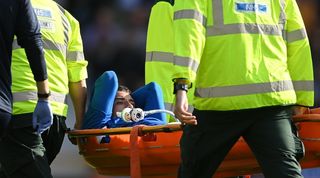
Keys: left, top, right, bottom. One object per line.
{"left": 37, "top": 91, "right": 51, "bottom": 99}
{"left": 173, "top": 83, "right": 189, "bottom": 94}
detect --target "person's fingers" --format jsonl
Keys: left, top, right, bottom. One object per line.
{"left": 37, "top": 119, "right": 52, "bottom": 134}
{"left": 180, "top": 109, "right": 193, "bottom": 116}
{"left": 175, "top": 111, "right": 197, "bottom": 125}
{"left": 37, "top": 127, "right": 42, "bottom": 134}
{"left": 180, "top": 115, "right": 197, "bottom": 125}
{"left": 41, "top": 122, "right": 51, "bottom": 130}
{"left": 38, "top": 127, "right": 47, "bottom": 134}
{"left": 184, "top": 119, "right": 197, "bottom": 125}
{"left": 175, "top": 107, "right": 189, "bottom": 115}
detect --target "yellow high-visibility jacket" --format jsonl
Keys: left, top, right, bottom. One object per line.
{"left": 173, "top": 0, "right": 313, "bottom": 110}
{"left": 145, "top": 0, "right": 194, "bottom": 122}
{"left": 12, "top": 0, "right": 88, "bottom": 116}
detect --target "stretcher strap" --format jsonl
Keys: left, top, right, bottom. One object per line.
{"left": 130, "top": 125, "right": 145, "bottom": 178}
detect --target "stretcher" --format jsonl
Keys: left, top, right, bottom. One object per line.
{"left": 68, "top": 108, "right": 320, "bottom": 178}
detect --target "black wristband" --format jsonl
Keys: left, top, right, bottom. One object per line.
{"left": 173, "top": 83, "right": 189, "bottom": 94}
{"left": 37, "top": 91, "right": 51, "bottom": 99}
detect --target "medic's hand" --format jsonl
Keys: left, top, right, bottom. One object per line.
{"left": 174, "top": 90, "right": 197, "bottom": 125}
{"left": 32, "top": 99, "right": 53, "bottom": 134}
{"left": 293, "top": 106, "right": 308, "bottom": 115}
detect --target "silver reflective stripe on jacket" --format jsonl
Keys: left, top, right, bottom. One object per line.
{"left": 146, "top": 51, "right": 198, "bottom": 72}
{"left": 12, "top": 39, "right": 67, "bottom": 56}
{"left": 195, "top": 80, "right": 313, "bottom": 98}
{"left": 174, "top": 9, "right": 207, "bottom": 26}
{"left": 146, "top": 51, "right": 174, "bottom": 63}
{"left": 174, "top": 56, "right": 199, "bottom": 72}
{"left": 13, "top": 91, "right": 66, "bottom": 104}
{"left": 67, "top": 51, "right": 85, "bottom": 61}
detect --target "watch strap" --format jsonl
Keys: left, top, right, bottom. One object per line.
{"left": 173, "top": 83, "right": 189, "bottom": 94}
{"left": 37, "top": 92, "right": 51, "bottom": 99}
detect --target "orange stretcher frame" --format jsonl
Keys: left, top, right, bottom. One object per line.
{"left": 68, "top": 108, "right": 320, "bottom": 178}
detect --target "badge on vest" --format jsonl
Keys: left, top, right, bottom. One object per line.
{"left": 33, "top": 8, "right": 55, "bottom": 32}
{"left": 235, "top": 2, "right": 268, "bottom": 14}
{"left": 38, "top": 20, "right": 55, "bottom": 30}
{"left": 34, "top": 8, "right": 52, "bottom": 18}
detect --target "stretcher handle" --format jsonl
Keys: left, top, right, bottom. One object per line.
{"left": 293, "top": 115, "right": 320, "bottom": 123}
{"left": 67, "top": 123, "right": 182, "bottom": 138}
{"left": 293, "top": 107, "right": 320, "bottom": 123}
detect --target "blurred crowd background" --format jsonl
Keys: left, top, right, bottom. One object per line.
{"left": 57, "top": 0, "right": 154, "bottom": 92}
{"left": 50, "top": 0, "right": 320, "bottom": 177}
